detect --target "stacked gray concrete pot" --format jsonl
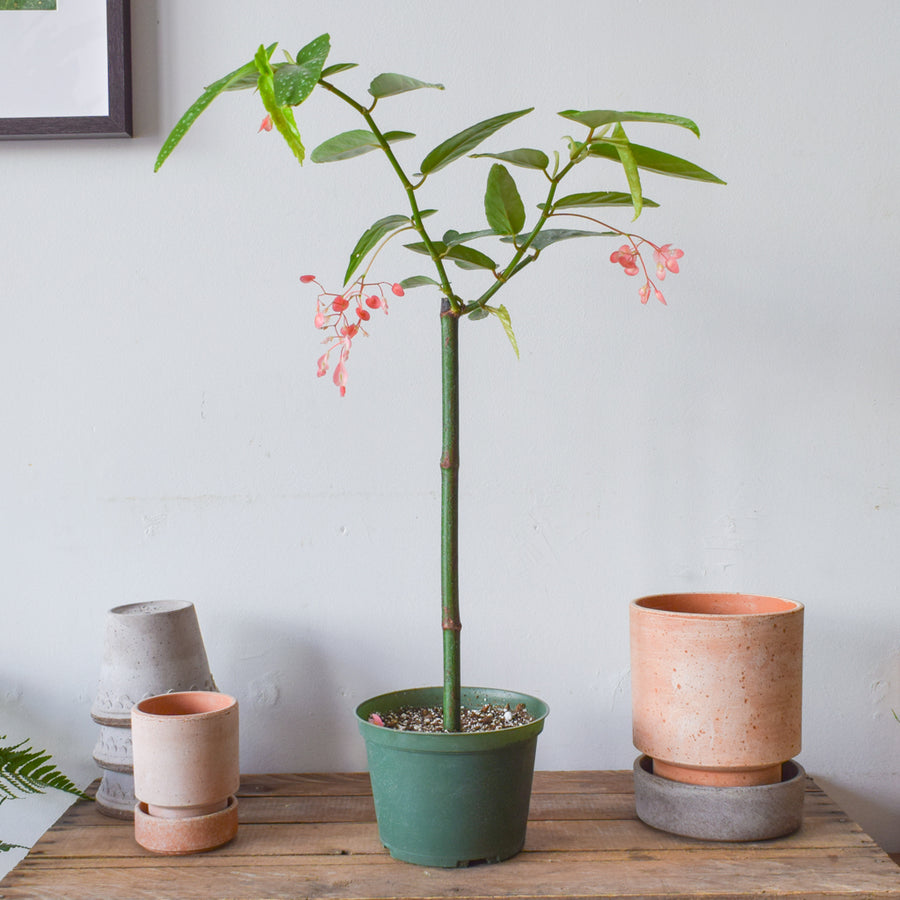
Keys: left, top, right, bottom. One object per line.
{"left": 91, "top": 601, "right": 216, "bottom": 819}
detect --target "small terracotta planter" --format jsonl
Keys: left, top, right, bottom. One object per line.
{"left": 630, "top": 593, "right": 803, "bottom": 788}
{"left": 131, "top": 691, "right": 239, "bottom": 854}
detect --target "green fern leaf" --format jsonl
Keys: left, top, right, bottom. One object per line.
{"left": 0, "top": 736, "right": 92, "bottom": 804}
{"left": 1, "top": 840, "right": 27, "bottom": 852}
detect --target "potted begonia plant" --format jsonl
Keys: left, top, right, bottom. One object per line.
{"left": 155, "top": 33, "right": 723, "bottom": 866}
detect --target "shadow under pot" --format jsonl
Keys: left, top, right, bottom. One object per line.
{"left": 630, "top": 592, "right": 803, "bottom": 788}
{"left": 131, "top": 691, "right": 239, "bottom": 855}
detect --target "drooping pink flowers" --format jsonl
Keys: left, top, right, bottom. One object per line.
{"left": 302, "top": 275, "right": 404, "bottom": 396}
{"left": 610, "top": 240, "right": 684, "bottom": 305}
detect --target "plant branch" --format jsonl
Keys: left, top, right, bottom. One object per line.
{"left": 318, "top": 79, "right": 460, "bottom": 312}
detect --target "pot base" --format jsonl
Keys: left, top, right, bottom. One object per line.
{"left": 633, "top": 755, "right": 805, "bottom": 841}
{"left": 651, "top": 758, "right": 783, "bottom": 787}
{"left": 134, "top": 795, "right": 238, "bottom": 854}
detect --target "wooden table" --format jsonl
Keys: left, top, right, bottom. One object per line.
{"left": 2, "top": 771, "right": 898, "bottom": 899}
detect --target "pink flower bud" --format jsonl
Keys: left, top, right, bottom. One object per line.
{"left": 356, "top": 307, "right": 371, "bottom": 322}
{"left": 332, "top": 296, "right": 349, "bottom": 313}
{"left": 391, "top": 283, "right": 405, "bottom": 297}
{"left": 300, "top": 274, "right": 316, "bottom": 283}
{"left": 333, "top": 359, "right": 348, "bottom": 397}
{"left": 365, "top": 295, "right": 382, "bottom": 309}
{"left": 258, "top": 115, "right": 273, "bottom": 133}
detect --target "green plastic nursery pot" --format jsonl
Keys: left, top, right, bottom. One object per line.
{"left": 356, "top": 686, "right": 549, "bottom": 867}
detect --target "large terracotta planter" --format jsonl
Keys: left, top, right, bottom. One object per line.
{"left": 630, "top": 592, "right": 803, "bottom": 788}
{"left": 131, "top": 691, "right": 239, "bottom": 854}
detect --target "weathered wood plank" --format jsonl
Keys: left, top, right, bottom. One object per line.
{"left": 3, "top": 853, "right": 899, "bottom": 900}
{"left": 11, "top": 844, "right": 895, "bottom": 870}
{"left": 22, "top": 814, "right": 885, "bottom": 862}
{"left": 233, "top": 770, "right": 638, "bottom": 796}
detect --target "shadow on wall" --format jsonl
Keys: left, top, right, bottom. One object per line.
{"left": 801, "top": 622, "right": 900, "bottom": 853}
{"left": 220, "top": 617, "right": 371, "bottom": 774}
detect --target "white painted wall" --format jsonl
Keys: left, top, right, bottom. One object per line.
{"left": 2, "top": 0, "right": 898, "bottom": 874}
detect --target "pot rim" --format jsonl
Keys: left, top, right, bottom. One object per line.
{"left": 134, "top": 691, "right": 236, "bottom": 719}
{"left": 355, "top": 685, "right": 549, "bottom": 749}
{"left": 632, "top": 592, "right": 803, "bottom": 618}
{"left": 109, "top": 599, "right": 194, "bottom": 617}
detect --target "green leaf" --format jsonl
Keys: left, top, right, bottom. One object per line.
{"left": 544, "top": 191, "right": 659, "bottom": 210}
{"left": 445, "top": 245, "right": 497, "bottom": 271}
{"left": 1, "top": 736, "right": 92, "bottom": 805}
{"left": 295, "top": 34, "right": 331, "bottom": 70}
{"left": 273, "top": 34, "right": 330, "bottom": 107}
{"left": 404, "top": 240, "right": 447, "bottom": 257}
{"left": 484, "top": 164, "right": 526, "bottom": 236}
{"left": 608, "top": 123, "right": 643, "bottom": 218}
{"left": 467, "top": 307, "right": 489, "bottom": 321}
{"left": 485, "top": 304, "right": 519, "bottom": 358}
{"left": 344, "top": 214, "right": 412, "bottom": 285}
{"left": 321, "top": 62, "right": 358, "bottom": 78}
{"left": 587, "top": 141, "right": 726, "bottom": 184}
{"left": 154, "top": 43, "right": 277, "bottom": 172}
{"left": 369, "top": 72, "right": 444, "bottom": 98}
{"left": 470, "top": 148, "right": 549, "bottom": 170}
{"left": 222, "top": 67, "right": 272, "bottom": 92}
{"left": 1, "top": 840, "right": 27, "bottom": 852}
{"left": 311, "top": 129, "right": 415, "bottom": 163}
{"left": 255, "top": 45, "right": 306, "bottom": 165}
{"left": 558, "top": 109, "right": 700, "bottom": 137}
{"left": 405, "top": 239, "right": 497, "bottom": 270}
{"left": 502, "top": 228, "right": 615, "bottom": 251}
{"left": 442, "top": 228, "right": 496, "bottom": 247}
{"left": 399, "top": 275, "right": 441, "bottom": 289}
{"left": 420, "top": 108, "right": 533, "bottom": 175}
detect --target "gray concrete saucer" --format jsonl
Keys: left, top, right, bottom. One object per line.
{"left": 633, "top": 755, "right": 805, "bottom": 841}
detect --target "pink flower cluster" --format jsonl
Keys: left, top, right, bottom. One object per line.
{"left": 609, "top": 241, "right": 684, "bottom": 305}
{"left": 301, "top": 275, "right": 404, "bottom": 396}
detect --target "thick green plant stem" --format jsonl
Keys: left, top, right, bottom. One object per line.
{"left": 440, "top": 301, "right": 461, "bottom": 732}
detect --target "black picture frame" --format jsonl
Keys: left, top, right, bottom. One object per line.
{"left": 0, "top": 0, "right": 132, "bottom": 140}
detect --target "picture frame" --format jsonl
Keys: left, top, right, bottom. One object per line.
{"left": 0, "top": 0, "right": 132, "bottom": 139}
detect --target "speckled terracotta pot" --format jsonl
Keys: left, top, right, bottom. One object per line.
{"left": 630, "top": 593, "right": 803, "bottom": 787}
{"left": 131, "top": 691, "right": 239, "bottom": 853}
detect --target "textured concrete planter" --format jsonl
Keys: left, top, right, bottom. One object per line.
{"left": 633, "top": 755, "right": 805, "bottom": 840}
{"left": 91, "top": 601, "right": 217, "bottom": 818}
{"left": 92, "top": 601, "right": 217, "bottom": 725}
{"left": 132, "top": 691, "right": 239, "bottom": 854}
{"left": 356, "top": 686, "right": 548, "bottom": 867}
{"left": 630, "top": 593, "right": 803, "bottom": 788}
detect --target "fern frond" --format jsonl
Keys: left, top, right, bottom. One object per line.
{"left": 1, "top": 840, "right": 27, "bottom": 852}
{"left": 0, "top": 735, "right": 92, "bottom": 804}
